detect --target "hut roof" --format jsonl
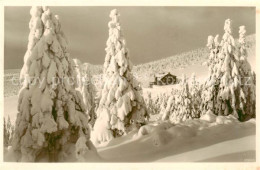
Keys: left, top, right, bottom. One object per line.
{"left": 155, "top": 72, "right": 176, "bottom": 79}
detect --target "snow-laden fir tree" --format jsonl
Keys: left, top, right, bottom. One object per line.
{"left": 144, "top": 92, "right": 161, "bottom": 118}
{"left": 72, "top": 59, "right": 93, "bottom": 117}
{"left": 11, "top": 6, "right": 96, "bottom": 162}
{"left": 161, "top": 95, "right": 175, "bottom": 121}
{"left": 72, "top": 59, "right": 83, "bottom": 91}
{"left": 161, "top": 88, "right": 178, "bottom": 121}
{"left": 189, "top": 73, "right": 201, "bottom": 118}
{"left": 92, "top": 9, "right": 148, "bottom": 144}
{"left": 200, "top": 34, "right": 221, "bottom": 115}
{"left": 169, "top": 74, "right": 192, "bottom": 123}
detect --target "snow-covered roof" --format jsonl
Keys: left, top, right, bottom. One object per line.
{"left": 148, "top": 76, "right": 155, "bottom": 82}
{"left": 155, "top": 72, "right": 176, "bottom": 79}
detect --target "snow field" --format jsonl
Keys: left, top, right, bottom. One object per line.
{"left": 96, "top": 111, "right": 255, "bottom": 162}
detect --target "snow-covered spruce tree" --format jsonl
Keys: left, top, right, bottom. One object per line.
{"left": 215, "top": 19, "right": 240, "bottom": 118}
{"left": 189, "top": 73, "right": 201, "bottom": 118}
{"left": 202, "top": 19, "right": 237, "bottom": 117}
{"left": 92, "top": 9, "right": 148, "bottom": 144}
{"left": 12, "top": 6, "right": 95, "bottom": 162}
{"left": 145, "top": 92, "right": 159, "bottom": 117}
{"left": 144, "top": 92, "right": 155, "bottom": 116}
{"left": 4, "top": 118, "right": 9, "bottom": 147}
{"left": 144, "top": 93, "right": 160, "bottom": 117}
{"left": 6, "top": 116, "right": 14, "bottom": 146}
{"left": 81, "top": 62, "right": 97, "bottom": 127}
{"left": 161, "top": 88, "right": 178, "bottom": 121}
{"left": 169, "top": 74, "right": 192, "bottom": 123}
{"left": 236, "top": 25, "right": 256, "bottom": 120}
{"left": 154, "top": 93, "right": 166, "bottom": 116}
{"left": 200, "top": 34, "right": 221, "bottom": 116}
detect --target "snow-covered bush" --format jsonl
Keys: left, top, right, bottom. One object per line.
{"left": 11, "top": 6, "right": 96, "bottom": 162}
{"left": 144, "top": 92, "right": 153, "bottom": 114}
{"left": 151, "top": 94, "right": 163, "bottom": 116}
{"left": 169, "top": 74, "right": 193, "bottom": 123}
{"left": 202, "top": 19, "right": 256, "bottom": 121}
{"left": 82, "top": 63, "right": 97, "bottom": 127}
{"left": 159, "top": 93, "right": 170, "bottom": 115}
{"left": 189, "top": 73, "right": 202, "bottom": 118}
{"left": 92, "top": 9, "right": 148, "bottom": 144}
{"left": 161, "top": 75, "right": 200, "bottom": 122}
{"left": 161, "top": 96, "right": 175, "bottom": 121}
{"left": 144, "top": 92, "right": 169, "bottom": 121}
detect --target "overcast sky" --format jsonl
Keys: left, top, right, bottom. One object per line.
{"left": 4, "top": 6, "right": 255, "bottom": 69}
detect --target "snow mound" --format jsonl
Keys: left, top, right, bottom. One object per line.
{"left": 152, "top": 130, "right": 172, "bottom": 147}
{"left": 4, "top": 147, "right": 20, "bottom": 162}
{"left": 134, "top": 121, "right": 173, "bottom": 139}
{"left": 216, "top": 116, "right": 234, "bottom": 124}
{"left": 200, "top": 110, "right": 216, "bottom": 122}
{"left": 137, "top": 125, "right": 156, "bottom": 137}
{"left": 75, "top": 138, "right": 101, "bottom": 162}
{"left": 156, "top": 121, "right": 173, "bottom": 131}
{"left": 167, "top": 125, "right": 197, "bottom": 139}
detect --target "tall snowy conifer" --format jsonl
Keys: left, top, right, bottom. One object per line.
{"left": 92, "top": 9, "right": 147, "bottom": 144}
{"left": 216, "top": 19, "right": 239, "bottom": 117}
{"left": 12, "top": 6, "right": 95, "bottom": 162}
